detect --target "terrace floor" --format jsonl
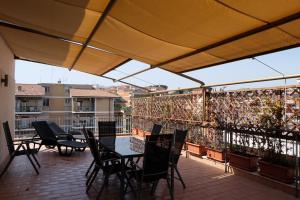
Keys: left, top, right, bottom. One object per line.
{"left": 0, "top": 147, "right": 297, "bottom": 200}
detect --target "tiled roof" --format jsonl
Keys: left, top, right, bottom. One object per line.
{"left": 70, "top": 89, "right": 119, "bottom": 98}
{"left": 15, "top": 84, "right": 45, "bottom": 96}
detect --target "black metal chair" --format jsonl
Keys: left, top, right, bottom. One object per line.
{"left": 0, "top": 121, "right": 40, "bottom": 178}
{"left": 151, "top": 123, "right": 162, "bottom": 135}
{"left": 85, "top": 130, "right": 123, "bottom": 200}
{"left": 172, "top": 129, "right": 188, "bottom": 189}
{"left": 84, "top": 126, "right": 119, "bottom": 177}
{"left": 83, "top": 127, "right": 95, "bottom": 177}
{"left": 98, "top": 121, "right": 118, "bottom": 158}
{"left": 98, "top": 121, "right": 116, "bottom": 137}
{"left": 133, "top": 123, "right": 163, "bottom": 165}
{"left": 32, "top": 121, "right": 87, "bottom": 156}
{"left": 127, "top": 134, "right": 173, "bottom": 200}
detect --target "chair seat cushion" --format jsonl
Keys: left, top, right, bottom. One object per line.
{"left": 58, "top": 140, "right": 87, "bottom": 148}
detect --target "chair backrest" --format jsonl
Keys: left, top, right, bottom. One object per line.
{"left": 173, "top": 129, "right": 188, "bottom": 164}
{"left": 2, "top": 121, "right": 15, "bottom": 155}
{"left": 86, "top": 130, "right": 103, "bottom": 166}
{"left": 48, "top": 122, "right": 65, "bottom": 135}
{"left": 151, "top": 124, "right": 162, "bottom": 135}
{"left": 143, "top": 134, "right": 173, "bottom": 179}
{"left": 82, "top": 125, "right": 89, "bottom": 141}
{"left": 98, "top": 121, "right": 116, "bottom": 137}
{"left": 32, "top": 121, "right": 58, "bottom": 145}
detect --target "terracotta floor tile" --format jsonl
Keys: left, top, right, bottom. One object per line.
{"left": 0, "top": 147, "right": 297, "bottom": 200}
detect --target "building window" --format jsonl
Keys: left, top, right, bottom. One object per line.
{"left": 45, "top": 86, "right": 50, "bottom": 93}
{"left": 65, "top": 98, "right": 71, "bottom": 104}
{"left": 77, "top": 101, "right": 82, "bottom": 107}
{"left": 43, "top": 98, "right": 49, "bottom": 106}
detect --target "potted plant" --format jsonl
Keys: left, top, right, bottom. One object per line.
{"left": 206, "top": 113, "right": 227, "bottom": 162}
{"left": 257, "top": 98, "right": 295, "bottom": 183}
{"left": 259, "top": 147, "right": 295, "bottom": 184}
{"left": 186, "top": 127, "right": 207, "bottom": 156}
{"left": 229, "top": 127, "right": 258, "bottom": 172}
{"left": 206, "top": 128, "right": 226, "bottom": 162}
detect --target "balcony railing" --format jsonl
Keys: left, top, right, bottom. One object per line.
{"left": 73, "top": 105, "right": 95, "bottom": 112}
{"left": 15, "top": 113, "right": 132, "bottom": 139}
{"left": 16, "top": 106, "right": 42, "bottom": 113}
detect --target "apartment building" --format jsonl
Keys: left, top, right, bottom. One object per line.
{"left": 15, "top": 83, "right": 123, "bottom": 138}
{"left": 15, "top": 84, "right": 45, "bottom": 134}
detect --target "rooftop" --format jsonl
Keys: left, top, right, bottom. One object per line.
{"left": 15, "top": 84, "right": 45, "bottom": 97}
{"left": 0, "top": 147, "right": 296, "bottom": 200}
{"left": 70, "top": 88, "right": 119, "bottom": 98}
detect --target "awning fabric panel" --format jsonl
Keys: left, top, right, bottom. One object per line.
{"left": 220, "top": 0, "right": 300, "bottom": 22}
{"left": 107, "top": 0, "right": 264, "bottom": 49}
{"left": 0, "top": 25, "right": 128, "bottom": 75}
{"left": 89, "top": 0, "right": 300, "bottom": 72}
{"left": 0, "top": 0, "right": 104, "bottom": 43}
{"left": 73, "top": 48, "right": 128, "bottom": 75}
{"left": 0, "top": 26, "right": 81, "bottom": 67}
{"left": 90, "top": 16, "right": 194, "bottom": 65}
{"left": 207, "top": 27, "right": 299, "bottom": 60}
{"left": 0, "top": 0, "right": 300, "bottom": 76}
{"left": 164, "top": 53, "right": 225, "bottom": 72}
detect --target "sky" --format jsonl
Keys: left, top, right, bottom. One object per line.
{"left": 15, "top": 47, "right": 300, "bottom": 91}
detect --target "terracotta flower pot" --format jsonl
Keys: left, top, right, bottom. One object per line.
{"left": 144, "top": 131, "right": 151, "bottom": 136}
{"left": 138, "top": 129, "right": 145, "bottom": 137}
{"left": 259, "top": 160, "right": 295, "bottom": 184}
{"left": 229, "top": 153, "right": 258, "bottom": 172}
{"left": 132, "top": 128, "right": 139, "bottom": 135}
{"left": 186, "top": 142, "right": 207, "bottom": 156}
{"left": 133, "top": 128, "right": 145, "bottom": 137}
{"left": 207, "top": 148, "right": 225, "bottom": 162}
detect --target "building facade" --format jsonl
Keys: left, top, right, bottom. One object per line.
{"left": 15, "top": 83, "right": 126, "bottom": 138}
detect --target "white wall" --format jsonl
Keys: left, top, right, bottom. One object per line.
{"left": 0, "top": 36, "right": 15, "bottom": 167}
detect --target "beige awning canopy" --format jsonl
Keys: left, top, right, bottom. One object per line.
{"left": 0, "top": 0, "right": 300, "bottom": 78}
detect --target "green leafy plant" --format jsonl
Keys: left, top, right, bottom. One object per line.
{"left": 257, "top": 98, "right": 295, "bottom": 168}
{"left": 259, "top": 98, "right": 283, "bottom": 129}
{"left": 187, "top": 127, "right": 208, "bottom": 146}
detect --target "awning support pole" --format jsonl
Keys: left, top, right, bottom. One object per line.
{"left": 115, "top": 66, "right": 205, "bottom": 85}
{"left": 69, "top": 0, "right": 117, "bottom": 71}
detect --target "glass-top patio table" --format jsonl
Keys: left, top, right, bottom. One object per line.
{"left": 99, "top": 136, "right": 145, "bottom": 199}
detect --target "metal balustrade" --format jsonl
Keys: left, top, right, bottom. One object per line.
{"left": 15, "top": 113, "right": 132, "bottom": 139}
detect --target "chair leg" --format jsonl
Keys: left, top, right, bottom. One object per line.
{"left": 25, "top": 152, "right": 39, "bottom": 175}
{"left": 86, "top": 166, "right": 97, "bottom": 186}
{"left": 175, "top": 166, "right": 186, "bottom": 189}
{"left": 86, "top": 167, "right": 100, "bottom": 192}
{"left": 135, "top": 157, "right": 141, "bottom": 164}
{"left": 85, "top": 160, "right": 95, "bottom": 177}
{"left": 151, "top": 180, "right": 159, "bottom": 195}
{"left": 96, "top": 174, "right": 110, "bottom": 200}
{"left": 166, "top": 177, "right": 173, "bottom": 200}
{"left": 0, "top": 157, "right": 14, "bottom": 178}
{"left": 37, "top": 142, "right": 43, "bottom": 152}
{"left": 31, "top": 154, "right": 41, "bottom": 168}
{"left": 124, "top": 173, "right": 135, "bottom": 196}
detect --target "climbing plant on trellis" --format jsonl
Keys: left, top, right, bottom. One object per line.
{"left": 205, "top": 86, "right": 300, "bottom": 131}
{"left": 131, "top": 91, "right": 205, "bottom": 134}
{"left": 131, "top": 85, "right": 300, "bottom": 150}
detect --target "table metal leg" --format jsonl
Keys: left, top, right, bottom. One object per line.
{"left": 120, "top": 158, "right": 125, "bottom": 200}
